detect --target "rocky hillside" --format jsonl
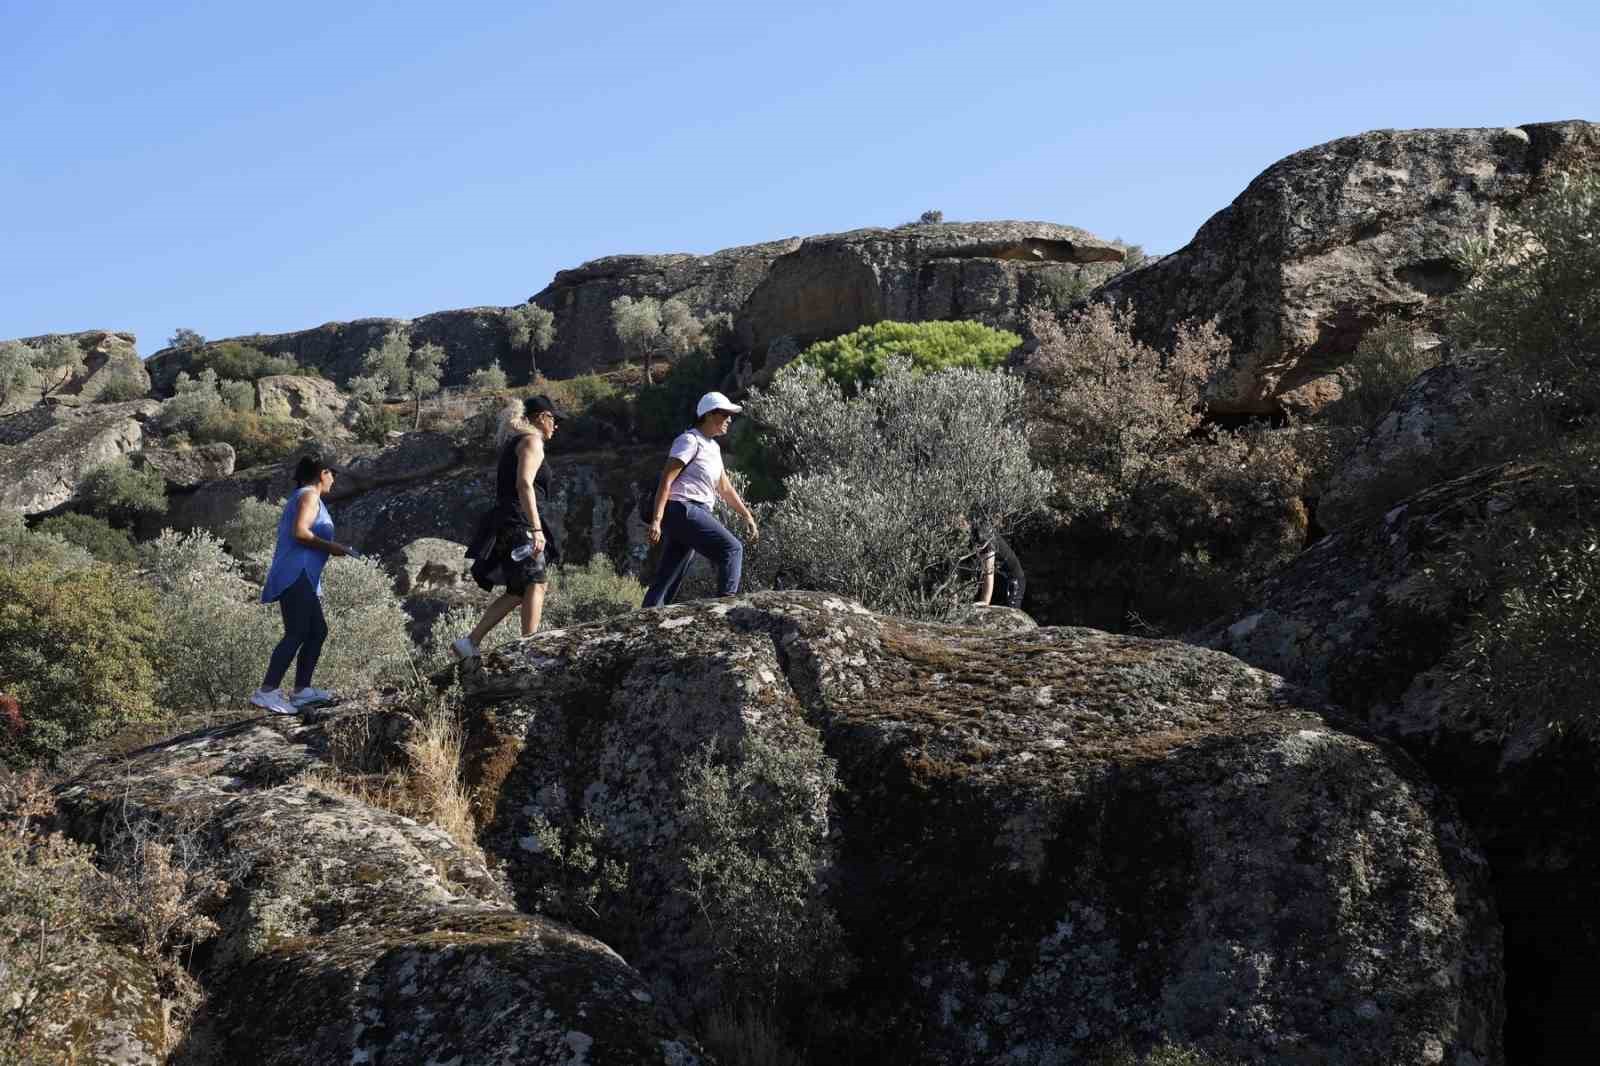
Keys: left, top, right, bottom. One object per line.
{"left": 52, "top": 593, "right": 1501, "bottom": 1065}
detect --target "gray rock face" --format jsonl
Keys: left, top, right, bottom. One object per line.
{"left": 1096, "top": 121, "right": 1600, "bottom": 414}
{"left": 461, "top": 591, "right": 1501, "bottom": 1066}
{"left": 54, "top": 712, "right": 706, "bottom": 1066}
{"left": 0, "top": 330, "right": 147, "bottom": 413}
{"left": 0, "top": 400, "right": 157, "bottom": 516}
{"left": 387, "top": 537, "right": 471, "bottom": 595}
{"left": 530, "top": 238, "right": 803, "bottom": 378}
{"left": 735, "top": 221, "right": 1125, "bottom": 357}
{"left": 254, "top": 374, "right": 347, "bottom": 422}
{"left": 144, "top": 308, "right": 525, "bottom": 395}
{"left": 132, "top": 442, "right": 237, "bottom": 489}
{"left": 1208, "top": 462, "right": 1600, "bottom": 1061}
{"left": 1318, "top": 350, "right": 1505, "bottom": 530}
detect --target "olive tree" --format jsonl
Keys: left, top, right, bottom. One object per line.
{"left": 610, "top": 295, "right": 706, "bottom": 385}
{"left": 506, "top": 304, "right": 556, "bottom": 378}
{"left": 0, "top": 341, "right": 40, "bottom": 407}
{"left": 744, "top": 360, "right": 1052, "bottom": 619}
{"left": 359, "top": 329, "right": 446, "bottom": 429}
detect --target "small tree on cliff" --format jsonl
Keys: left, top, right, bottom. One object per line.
{"left": 0, "top": 341, "right": 40, "bottom": 407}
{"left": 32, "top": 335, "right": 84, "bottom": 396}
{"left": 506, "top": 304, "right": 556, "bottom": 379}
{"left": 610, "top": 295, "right": 706, "bottom": 385}
{"left": 356, "top": 329, "right": 446, "bottom": 430}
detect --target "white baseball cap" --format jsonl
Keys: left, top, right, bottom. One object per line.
{"left": 695, "top": 391, "right": 743, "bottom": 418}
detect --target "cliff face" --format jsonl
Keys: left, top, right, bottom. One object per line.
{"left": 1095, "top": 120, "right": 1600, "bottom": 414}
{"left": 461, "top": 591, "right": 1501, "bottom": 1065}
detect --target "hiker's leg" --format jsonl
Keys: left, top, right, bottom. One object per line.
{"left": 643, "top": 505, "right": 697, "bottom": 607}
{"left": 520, "top": 582, "right": 546, "bottom": 636}
{"left": 670, "top": 504, "right": 743, "bottom": 597}
{"left": 469, "top": 594, "right": 521, "bottom": 646}
{"left": 263, "top": 574, "right": 315, "bottom": 689}
{"left": 293, "top": 591, "right": 329, "bottom": 691}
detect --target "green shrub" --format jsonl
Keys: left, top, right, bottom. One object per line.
{"left": 218, "top": 377, "right": 256, "bottom": 412}
{"left": 1325, "top": 317, "right": 1443, "bottom": 430}
{"left": 635, "top": 349, "right": 734, "bottom": 440}
{"left": 94, "top": 360, "right": 149, "bottom": 402}
{"left": 0, "top": 563, "right": 164, "bottom": 766}
{"left": 422, "top": 604, "right": 515, "bottom": 675}
{"left": 544, "top": 556, "right": 645, "bottom": 628}
{"left": 195, "top": 340, "right": 298, "bottom": 381}
{"left": 316, "top": 554, "right": 416, "bottom": 693}
{"left": 220, "top": 496, "right": 281, "bottom": 561}
{"left": 78, "top": 457, "right": 168, "bottom": 527}
{"left": 797, "top": 319, "right": 1021, "bottom": 392}
{"left": 34, "top": 513, "right": 139, "bottom": 565}
{"left": 468, "top": 363, "right": 508, "bottom": 391}
{"left": 0, "top": 340, "right": 41, "bottom": 406}
{"left": 745, "top": 360, "right": 1052, "bottom": 619}
{"left": 0, "top": 511, "right": 94, "bottom": 573}
{"left": 1451, "top": 172, "right": 1600, "bottom": 429}
{"left": 679, "top": 729, "right": 850, "bottom": 1005}
{"left": 140, "top": 530, "right": 280, "bottom": 715}
{"left": 352, "top": 401, "right": 404, "bottom": 443}
{"left": 194, "top": 408, "right": 303, "bottom": 468}
{"left": 157, "top": 368, "right": 225, "bottom": 434}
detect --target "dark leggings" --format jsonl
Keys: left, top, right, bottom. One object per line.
{"left": 642, "top": 500, "right": 743, "bottom": 607}
{"left": 263, "top": 574, "right": 328, "bottom": 691}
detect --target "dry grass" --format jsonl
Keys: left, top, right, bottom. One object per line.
{"left": 403, "top": 701, "right": 479, "bottom": 855}
{"left": 701, "top": 1003, "right": 803, "bottom": 1066}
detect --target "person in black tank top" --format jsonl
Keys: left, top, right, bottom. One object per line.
{"left": 453, "top": 395, "right": 565, "bottom": 659}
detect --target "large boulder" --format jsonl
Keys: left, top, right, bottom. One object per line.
{"left": 0, "top": 330, "right": 147, "bottom": 413}
{"left": 530, "top": 238, "right": 803, "bottom": 378}
{"left": 1209, "top": 462, "right": 1600, "bottom": 1061}
{"left": 144, "top": 308, "right": 524, "bottom": 395}
{"left": 0, "top": 399, "right": 156, "bottom": 516}
{"left": 1096, "top": 120, "right": 1600, "bottom": 414}
{"left": 132, "top": 441, "right": 237, "bottom": 489}
{"left": 254, "top": 374, "right": 347, "bottom": 422}
{"left": 460, "top": 591, "right": 1501, "bottom": 1066}
{"left": 54, "top": 712, "right": 706, "bottom": 1066}
{"left": 735, "top": 221, "right": 1124, "bottom": 358}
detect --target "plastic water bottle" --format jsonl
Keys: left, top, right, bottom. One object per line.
{"left": 510, "top": 542, "right": 534, "bottom": 562}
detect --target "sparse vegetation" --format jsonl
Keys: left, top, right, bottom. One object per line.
{"left": 468, "top": 361, "right": 509, "bottom": 391}
{"left": 1325, "top": 316, "right": 1443, "bottom": 430}
{"left": 94, "top": 359, "right": 150, "bottom": 401}
{"left": 34, "top": 512, "right": 139, "bottom": 564}
{"left": 0, "top": 340, "right": 41, "bottom": 406}
{"left": 78, "top": 456, "right": 168, "bottom": 528}
{"left": 543, "top": 556, "right": 646, "bottom": 628}
{"left": 194, "top": 340, "right": 298, "bottom": 382}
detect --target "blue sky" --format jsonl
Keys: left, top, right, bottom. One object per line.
{"left": 2, "top": 0, "right": 1595, "bottom": 355}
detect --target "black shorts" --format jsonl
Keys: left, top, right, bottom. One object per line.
{"left": 504, "top": 550, "right": 549, "bottom": 594}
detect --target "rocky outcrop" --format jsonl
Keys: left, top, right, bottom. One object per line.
{"left": 1095, "top": 120, "right": 1600, "bottom": 414}
{"left": 387, "top": 537, "right": 472, "bottom": 595}
{"left": 144, "top": 308, "right": 525, "bottom": 396}
{"left": 461, "top": 591, "right": 1501, "bottom": 1065}
{"left": 1, "top": 330, "right": 147, "bottom": 413}
{"left": 1209, "top": 463, "right": 1600, "bottom": 1061}
{"left": 0, "top": 399, "right": 157, "bottom": 516}
{"left": 1318, "top": 351, "right": 1506, "bottom": 530}
{"left": 132, "top": 442, "right": 237, "bottom": 489}
{"left": 735, "top": 221, "right": 1125, "bottom": 358}
{"left": 530, "top": 238, "right": 803, "bottom": 378}
{"left": 54, "top": 712, "right": 706, "bottom": 1066}
{"left": 254, "top": 374, "right": 346, "bottom": 422}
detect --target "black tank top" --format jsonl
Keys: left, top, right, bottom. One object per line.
{"left": 496, "top": 433, "right": 551, "bottom": 523}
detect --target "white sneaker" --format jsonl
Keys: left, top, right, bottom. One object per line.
{"left": 450, "top": 636, "right": 479, "bottom": 660}
{"left": 290, "top": 687, "right": 335, "bottom": 708}
{"left": 249, "top": 688, "right": 298, "bottom": 715}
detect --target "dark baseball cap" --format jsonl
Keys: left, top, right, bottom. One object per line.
{"left": 524, "top": 394, "right": 568, "bottom": 421}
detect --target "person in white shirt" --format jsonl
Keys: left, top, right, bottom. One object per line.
{"left": 642, "top": 391, "right": 759, "bottom": 606}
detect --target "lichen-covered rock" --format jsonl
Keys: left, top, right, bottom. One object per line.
{"left": 1318, "top": 351, "right": 1505, "bottom": 530}
{"left": 254, "top": 374, "right": 347, "bottom": 422}
{"left": 1096, "top": 121, "right": 1600, "bottom": 414}
{"left": 530, "top": 238, "right": 803, "bottom": 378}
{"left": 735, "top": 221, "right": 1124, "bottom": 358}
{"left": 388, "top": 536, "right": 471, "bottom": 594}
{"left": 14, "top": 939, "right": 168, "bottom": 1066}
{"left": 0, "top": 399, "right": 157, "bottom": 515}
{"left": 462, "top": 591, "right": 1501, "bottom": 1065}
{"left": 55, "top": 712, "right": 706, "bottom": 1066}
{"left": 132, "top": 441, "right": 237, "bottom": 489}
{"left": 1208, "top": 462, "right": 1600, "bottom": 1061}
{"left": 0, "top": 330, "right": 147, "bottom": 413}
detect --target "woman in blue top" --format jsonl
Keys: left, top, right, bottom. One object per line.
{"left": 249, "top": 454, "right": 356, "bottom": 715}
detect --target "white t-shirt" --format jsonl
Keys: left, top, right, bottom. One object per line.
{"left": 667, "top": 429, "right": 724, "bottom": 507}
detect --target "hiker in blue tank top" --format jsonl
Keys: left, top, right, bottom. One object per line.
{"left": 642, "top": 391, "right": 759, "bottom": 607}
{"left": 249, "top": 454, "right": 357, "bottom": 716}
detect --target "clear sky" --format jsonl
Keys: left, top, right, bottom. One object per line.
{"left": 2, "top": 0, "right": 1595, "bottom": 355}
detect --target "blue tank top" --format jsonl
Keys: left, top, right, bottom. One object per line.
{"left": 260, "top": 487, "right": 335, "bottom": 603}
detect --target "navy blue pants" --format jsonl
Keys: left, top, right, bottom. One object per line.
{"left": 263, "top": 574, "right": 328, "bottom": 691}
{"left": 643, "top": 500, "right": 743, "bottom": 607}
